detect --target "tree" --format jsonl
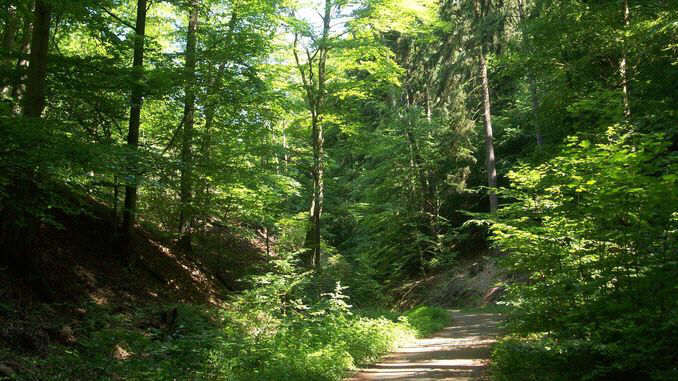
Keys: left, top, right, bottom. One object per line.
{"left": 1, "top": 2, "right": 18, "bottom": 98}
{"left": 292, "top": 0, "right": 337, "bottom": 270}
{"left": 22, "top": 0, "right": 51, "bottom": 118}
{"left": 178, "top": 0, "right": 200, "bottom": 251}
{"left": 10, "top": 7, "right": 32, "bottom": 114}
{"left": 473, "top": 0, "right": 498, "bottom": 214}
{"left": 620, "top": 0, "right": 630, "bottom": 119}
{"left": 120, "top": 0, "right": 148, "bottom": 258}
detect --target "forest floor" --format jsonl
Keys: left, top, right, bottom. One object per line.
{"left": 347, "top": 310, "right": 502, "bottom": 381}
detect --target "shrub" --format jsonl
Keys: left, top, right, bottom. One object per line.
{"left": 490, "top": 131, "right": 678, "bottom": 380}
{"left": 404, "top": 306, "right": 451, "bottom": 337}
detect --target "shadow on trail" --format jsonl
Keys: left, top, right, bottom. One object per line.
{"left": 347, "top": 310, "right": 502, "bottom": 380}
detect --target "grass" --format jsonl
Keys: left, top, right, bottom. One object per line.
{"left": 460, "top": 303, "right": 509, "bottom": 314}
{"left": 404, "top": 306, "right": 452, "bottom": 337}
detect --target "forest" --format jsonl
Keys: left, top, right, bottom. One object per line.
{"left": 1, "top": 0, "right": 677, "bottom": 380}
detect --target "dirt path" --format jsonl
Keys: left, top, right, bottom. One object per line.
{"left": 347, "top": 310, "right": 502, "bottom": 381}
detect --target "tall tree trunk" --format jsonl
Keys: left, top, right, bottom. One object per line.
{"left": 120, "top": 0, "right": 147, "bottom": 259}
{"left": 3, "top": 2, "right": 48, "bottom": 286}
{"left": 1, "top": 4, "right": 18, "bottom": 98}
{"left": 310, "top": 110, "right": 324, "bottom": 270}
{"left": 529, "top": 77, "right": 541, "bottom": 146}
{"left": 178, "top": 0, "right": 199, "bottom": 252}
{"left": 11, "top": 16, "right": 32, "bottom": 113}
{"left": 307, "top": 0, "right": 332, "bottom": 271}
{"left": 22, "top": 0, "right": 50, "bottom": 118}
{"left": 281, "top": 122, "right": 289, "bottom": 170}
{"left": 479, "top": 46, "right": 498, "bottom": 214}
{"left": 620, "top": 0, "right": 631, "bottom": 119}
{"left": 423, "top": 80, "right": 438, "bottom": 239}
{"left": 294, "top": 0, "right": 332, "bottom": 271}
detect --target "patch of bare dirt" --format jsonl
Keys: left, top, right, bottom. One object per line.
{"left": 394, "top": 256, "right": 505, "bottom": 310}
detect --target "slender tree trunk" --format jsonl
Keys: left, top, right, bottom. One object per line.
{"left": 620, "top": 0, "right": 631, "bottom": 119}
{"left": 22, "top": 0, "right": 50, "bottom": 118}
{"left": 529, "top": 77, "right": 541, "bottom": 146}
{"left": 423, "top": 81, "right": 438, "bottom": 238}
{"left": 308, "top": 0, "right": 332, "bottom": 271}
{"left": 303, "top": 109, "right": 324, "bottom": 269}
{"left": 11, "top": 17, "right": 32, "bottom": 113}
{"left": 281, "top": 122, "right": 289, "bottom": 170}
{"left": 120, "top": 0, "right": 147, "bottom": 259}
{"left": 265, "top": 227, "right": 270, "bottom": 257}
{"left": 3, "top": 2, "right": 49, "bottom": 281}
{"left": 294, "top": 0, "right": 331, "bottom": 271}
{"left": 2, "top": 4, "right": 17, "bottom": 61}
{"left": 178, "top": 0, "right": 200, "bottom": 251}
{"left": 425, "top": 81, "right": 432, "bottom": 123}
{"left": 1, "top": 4, "right": 18, "bottom": 98}
{"left": 310, "top": 111, "right": 324, "bottom": 270}
{"left": 479, "top": 47, "right": 498, "bottom": 214}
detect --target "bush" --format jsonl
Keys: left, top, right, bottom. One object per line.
{"left": 490, "top": 131, "right": 678, "bottom": 380}
{"left": 404, "top": 306, "right": 451, "bottom": 337}
{"left": 7, "top": 282, "right": 450, "bottom": 380}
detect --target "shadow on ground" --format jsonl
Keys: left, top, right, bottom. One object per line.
{"left": 347, "top": 310, "right": 502, "bottom": 381}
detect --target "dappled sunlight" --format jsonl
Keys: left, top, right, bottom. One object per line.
{"left": 348, "top": 311, "right": 501, "bottom": 380}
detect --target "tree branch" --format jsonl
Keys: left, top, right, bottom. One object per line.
{"left": 101, "top": 6, "right": 137, "bottom": 31}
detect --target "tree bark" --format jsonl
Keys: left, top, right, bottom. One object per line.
{"left": 309, "top": 0, "right": 332, "bottom": 271}
{"left": 310, "top": 110, "right": 324, "bottom": 270}
{"left": 620, "top": 0, "right": 631, "bottom": 119}
{"left": 120, "top": 0, "right": 148, "bottom": 259}
{"left": 11, "top": 16, "right": 32, "bottom": 113}
{"left": 479, "top": 46, "right": 498, "bottom": 214}
{"left": 22, "top": 0, "right": 50, "bottom": 118}
{"left": 1, "top": 4, "right": 18, "bottom": 98}
{"left": 178, "top": 0, "right": 200, "bottom": 252}
{"left": 293, "top": 0, "right": 332, "bottom": 271}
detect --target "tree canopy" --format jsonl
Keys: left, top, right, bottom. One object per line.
{"left": 1, "top": 0, "right": 677, "bottom": 379}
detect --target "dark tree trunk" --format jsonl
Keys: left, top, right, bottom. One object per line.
{"left": 22, "top": 0, "right": 50, "bottom": 118}
{"left": 11, "top": 16, "right": 32, "bottom": 113}
{"left": 293, "top": 0, "right": 332, "bottom": 271}
{"left": 178, "top": 0, "right": 200, "bottom": 252}
{"left": 120, "top": 0, "right": 148, "bottom": 260}
{"left": 1, "top": 3, "right": 18, "bottom": 98}
{"left": 306, "top": 0, "right": 332, "bottom": 271}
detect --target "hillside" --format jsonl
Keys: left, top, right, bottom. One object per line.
{"left": 0, "top": 194, "right": 268, "bottom": 378}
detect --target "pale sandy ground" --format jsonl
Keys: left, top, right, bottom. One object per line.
{"left": 346, "top": 310, "right": 502, "bottom": 381}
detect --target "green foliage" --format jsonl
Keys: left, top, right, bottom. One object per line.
{"left": 490, "top": 129, "right": 678, "bottom": 380}
{"left": 3, "top": 0, "right": 678, "bottom": 379}
{"left": 403, "top": 305, "right": 451, "bottom": 337}
{"left": 5, "top": 275, "right": 452, "bottom": 380}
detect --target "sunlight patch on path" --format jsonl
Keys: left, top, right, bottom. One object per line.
{"left": 346, "top": 310, "right": 502, "bottom": 381}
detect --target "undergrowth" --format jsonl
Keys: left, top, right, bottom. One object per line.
{"left": 404, "top": 306, "right": 451, "bottom": 337}
{"left": 1, "top": 269, "right": 451, "bottom": 381}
